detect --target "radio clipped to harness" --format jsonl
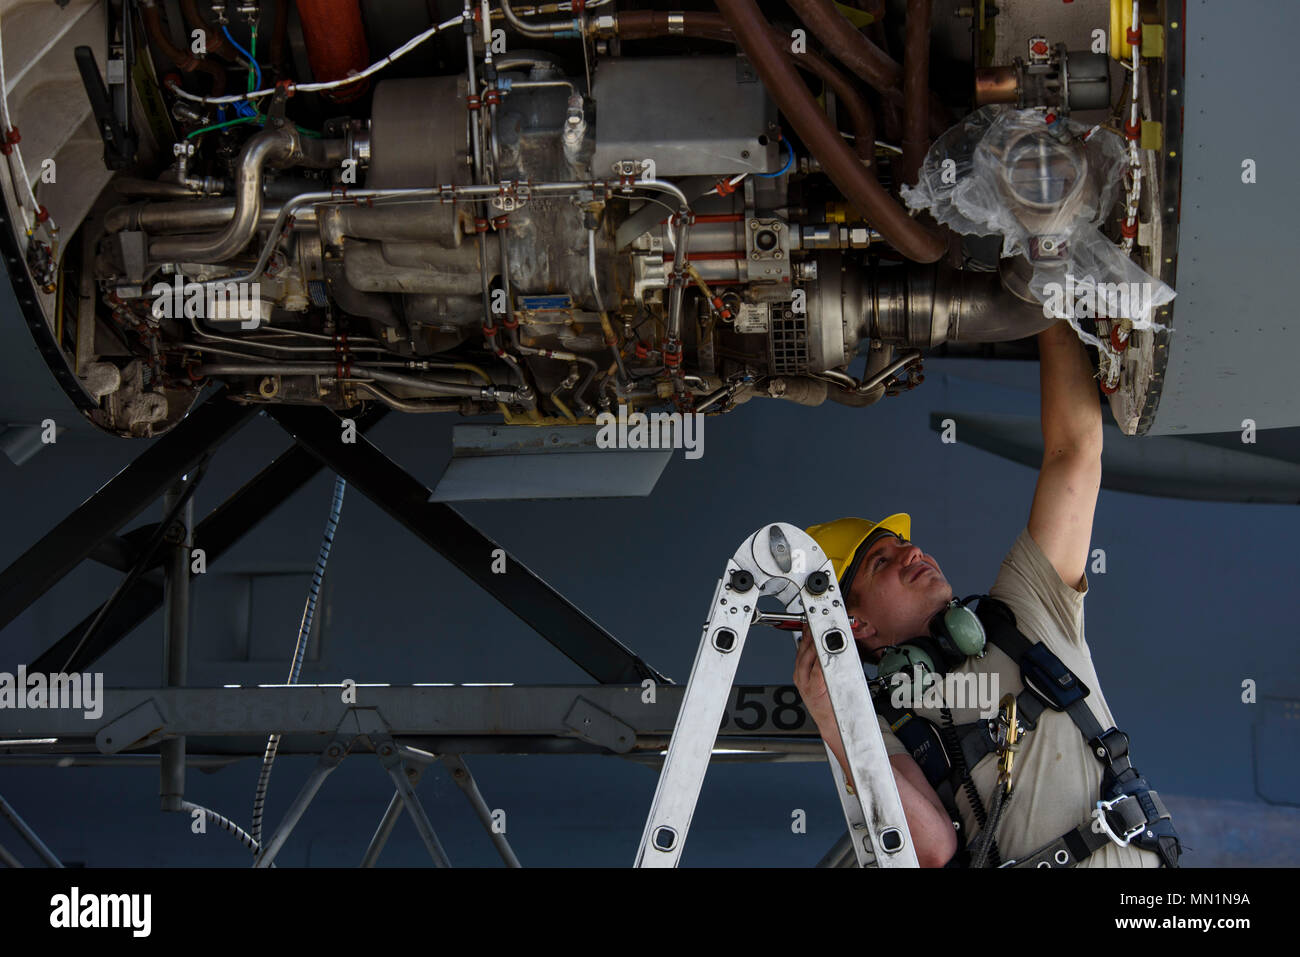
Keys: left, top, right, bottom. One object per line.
{"left": 1019, "top": 641, "right": 1090, "bottom": 713}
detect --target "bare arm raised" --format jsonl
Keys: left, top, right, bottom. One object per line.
{"left": 1028, "top": 321, "right": 1104, "bottom": 591}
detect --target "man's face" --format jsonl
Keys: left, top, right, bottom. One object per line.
{"left": 845, "top": 534, "right": 954, "bottom": 658}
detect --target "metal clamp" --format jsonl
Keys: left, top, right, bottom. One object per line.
{"left": 1094, "top": 795, "right": 1145, "bottom": 847}
{"left": 994, "top": 693, "right": 1020, "bottom": 794}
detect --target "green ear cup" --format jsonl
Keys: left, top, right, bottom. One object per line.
{"left": 943, "top": 603, "right": 987, "bottom": 657}
{"left": 877, "top": 643, "right": 937, "bottom": 678}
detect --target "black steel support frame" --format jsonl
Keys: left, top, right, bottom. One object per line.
{"left": 24, "top": 401, "right": 389, "bottom": 673}
{"left": 0, "top": 389, "right": 255, "bottom": 636}
{"left": 2, "top": 394, "right": 666, "bottom": 685}
{"left": 266, "top": 405, "right": 666, "bottom": 684}
{"left": 0, "top": 395, "right": 682, "bottom": 869}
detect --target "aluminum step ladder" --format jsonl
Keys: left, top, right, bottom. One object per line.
{"left": 634, "top": 522, "right": 917, "bottom": 868}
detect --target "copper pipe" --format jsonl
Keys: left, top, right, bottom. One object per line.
{"left": 974, "top": 66, "right": 1018, "bottom": 106}
{"left": 782, "top": 0, "right": 949, "bottom": 141}
{"left": 294, "top": 0, "right": 371, "bottom": 103}
{"left": 181, "top": 0, "right": 233, "bottom": 60}
{"left": 616, "top": 11, "right": 874, "bottom": 163}
{"left": 865, "top": 17, "right": 902, "bottom": 140}
{"left": 141, "top": 0, "right": 226, "bottom": 95}
{"left": 271, "top": 0, "right": 291, "bottom": 75}
{"left": 714, "top": 0, "right": 946, "bottom": 262}
{"left": 785, "top": 0, "right": 901, "bottom": 95}
{"left": 900, "top": 0, "right": 931, "bottom": 185}
{"left": 790, "top": 33, "right": 875, "bottom": 163}
{"left": 616, "top": 10, "right": 731, "bottom": 41}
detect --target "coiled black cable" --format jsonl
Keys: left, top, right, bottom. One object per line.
{"left": 940, "top": 707, "right": 1001, "bottom": 867}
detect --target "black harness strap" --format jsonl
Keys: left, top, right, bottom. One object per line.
{"left": 868, "top": 596, "right": 1181, "bottom": 868}
{"left": 875, "top": 702, "right": 958, "bottom": 811}
{"left": 973, "top": 597, "right": 1182, "bottom": 868}
{"left": 872, "top": 693, "right": 970, "bottom": 865}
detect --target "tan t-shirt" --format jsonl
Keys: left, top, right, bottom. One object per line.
{"left": 876, "top": 526, "right": 1160, "bottom": 867}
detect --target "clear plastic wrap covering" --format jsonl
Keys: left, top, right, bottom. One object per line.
{"left": 901, "top": 106, "right": 1174, "bottom": 343}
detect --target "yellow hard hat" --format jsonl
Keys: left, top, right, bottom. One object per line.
{"left": 804, "top": 513, "right": 912, "bottom": 596}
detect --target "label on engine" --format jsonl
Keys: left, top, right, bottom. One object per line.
{"left": 519, "top": 295, "right": 574, "bottom": 312}
{"left": 733, "top": 302, "right": 770, "bottom": 334}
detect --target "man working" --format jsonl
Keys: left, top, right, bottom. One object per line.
{"left": 795, "top": 320, "right": 1181, "bottom": 868}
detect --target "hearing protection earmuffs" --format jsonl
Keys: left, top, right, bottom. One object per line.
{"left": 875, "top": 594, "right": 988, "bottom": 678}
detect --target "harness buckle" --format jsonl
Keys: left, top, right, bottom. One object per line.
{"left": 1093, "top": 795, "right": 1145, "bottom": 847}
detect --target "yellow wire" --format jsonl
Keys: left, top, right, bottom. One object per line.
{"left": 54, "top": 258, "right": 64, "bottom": 344}
{"left": 551, "top": 393, "right": 577, "bottom": 422}
{"left": 1110, "top": 0, "right": 1134, "bottom": 61}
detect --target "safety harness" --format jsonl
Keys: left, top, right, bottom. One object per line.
{"left": 872, "top": 595, "right": 1182, "bottom": 868}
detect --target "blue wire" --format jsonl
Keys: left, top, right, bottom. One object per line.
{"left": 758, "top": 138, "right": 794, "bottom": 178}
{"left": 221, "top": 25, "right": 262, "bottom": 115}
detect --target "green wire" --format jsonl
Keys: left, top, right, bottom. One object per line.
{"left": 186, "top": 114, "right": 259, "bottom": 139}
{"left": 186, "top": 114, "right": 320, "bottom": 140}
{"left": 189, "top": 29, "right": 321, "bottom": 140}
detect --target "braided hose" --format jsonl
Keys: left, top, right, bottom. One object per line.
{"left": 180, "top": 801, "right": 271, "bottom": 864}
{"left": 250, "top": 475, "right": 347, "bottom": 845}
{"left": 970, "top": 786, "right": 1011, "bottom": 869}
